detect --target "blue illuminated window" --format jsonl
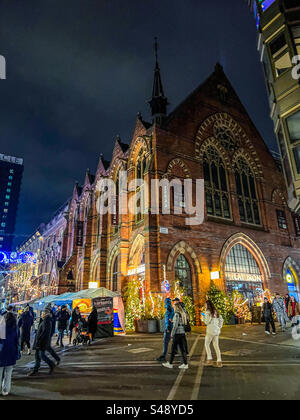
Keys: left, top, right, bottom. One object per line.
{"left": 260, "top": 0, "right": 276, "bottom": 11}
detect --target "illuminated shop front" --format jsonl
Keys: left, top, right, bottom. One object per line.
{"left": 225, "top": 243, "right": 264, "bottom": 305}
{"left": 285, "top": 267, "right": 299, "bottom": 301}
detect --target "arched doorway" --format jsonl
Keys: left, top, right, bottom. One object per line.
{"left": 224, "top": 243, "right": 264, "bottom": 305}
{"left": 175, "top": 254, "right": 193, "bottom": 296}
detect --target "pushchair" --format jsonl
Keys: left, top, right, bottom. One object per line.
{"left": 72, "top": 318, "right": 91, "bottom": 346}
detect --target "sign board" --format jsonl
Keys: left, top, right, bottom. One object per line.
{"left": 159, "top": 227, "right": 169, "bottom": 234}
{"left": 293, "top": 212, "right": 300, "bottom": 237}
{"left": 225, "top": 272, "right": 262, "bottom": 283}
{"left": 127, "top": 264, "right": 145, "bottom": 276}
{"left": 93, "top": 297, "right": 114, "bottom": 338}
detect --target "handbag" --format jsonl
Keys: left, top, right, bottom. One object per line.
{"left": 184, "top": 319, "right": 191, "bottom": 333}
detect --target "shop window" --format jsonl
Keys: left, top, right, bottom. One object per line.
{"left": 203, "top": 146, "right": 231, "bottom": 219}
{"left": 235, "top": 158, "right": 260, "bottom": 225}
{"left": 270, "top": 33, "right": 287, "bottom": 56}
{"left": 259, "top": 0, "right": 276, "bottom": 12}
{"left": 286, "top": 110, "right": 300, "bottom": 144}
{"left": 276, "top": 209, "right": 287, "bottom": 229}
{"left": 285, "top": 267, "right": 299, "bottom": 301}
{"left": 268, "top": 32, "right": 292, "bottom": 77}
{"left": 175, "top": 254, "right": 193, "bottom": 296}
{"left": 225, "top": 243, "right": 263, "bottom": 305}
{"left": 293, "top": 145, "right": 300, "bottom": 174}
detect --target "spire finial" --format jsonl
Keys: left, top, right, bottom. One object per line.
{"left": 154, "top": 37, "right": 158, "bottom": 66}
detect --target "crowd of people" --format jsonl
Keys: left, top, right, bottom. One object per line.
{"left": 0, "top": 303, "right": 99, "bottom": 396}
{"left": 262, "top": 293, "right": 300, "bottom": 335}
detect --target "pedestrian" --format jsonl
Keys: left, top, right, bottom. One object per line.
{"left": 284, "top": 294, "right": 290, "bottom": 315}
{"left": 28, "top": 308, "right": 56, "bottom": 376}
{"left": 179, "top": 300, "right": 190, "bottom": 356}
{"left": 204, "top": 300, "right": 224, "bottom": 368}
{"left": 88, "top": 306, "right": 98, "bottom": 341}
{"left": 162, "top": 302, "right": 189, "bottom": 370}
{"left": 56, "top": 305, "right": 70, "bottom": 348}
{"left": 262, "top": 297, "right": 276, "bottom": 335}
{"left": 273, "top": 293, "right": 289, "bottom": 332}
{"left": 156, "top": 298, "right": 175, "bottom": 362}
{"left": 0, "top": 306, "right": 20, "bottom": 396}
{"left": 18, "top": 305, "right": 34, "bottom": 355}
{"left": 69, "top": 307, "right": 82, "bottom": 345}
{"left": 288, "top": 296, "right": 300, "bottom": 327}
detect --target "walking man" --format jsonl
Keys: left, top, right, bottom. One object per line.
{"left": 18, "top": 305, "right": 34, "bottom": 355}
{"left": 156, "top": 298, "right": 174, "bottom": 363}
{"left": 28, "top": 308, "right": 57, "bottom": 376}
{"left": 262, "top": 297, "right": 276, "bottom": 335}
{"left": 56, "top": 305, "right": 70, "bottom": 348}
{"left": 273, "top": 293, "right": 288, "bottom": 331}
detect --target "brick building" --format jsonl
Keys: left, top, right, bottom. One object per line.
{"left": 54, "top": 54, "right": 300, "bottom": 324}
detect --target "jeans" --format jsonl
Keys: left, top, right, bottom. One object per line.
{"left": 170, "top": 334, "right": 187, "bottom": 365}
{"left": 277, "top": 313, "right": 286, "bottom": 329}
{"left": 265, "top": 318, "right": 276, "bottom": 333}
{"left": 0, "top": 366, "right": 14, "bottom": 394}
{"left": 57, "top": 330, "right": 65, "bottom": 346}
{"left": 162, "top": 330, "right": 172, "bottom": 358}
{"left": 33, "top": 350, "right": 55, "bottom": 373}
{"left": 46, "top": 346, "right": 60, "bottom": 363}
{"left": 205, "top": 334, "right": 222, "bottom": 362}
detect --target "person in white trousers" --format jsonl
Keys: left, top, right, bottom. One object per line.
{"left": 204, "top": 300, "right": 224, "bottom": 368}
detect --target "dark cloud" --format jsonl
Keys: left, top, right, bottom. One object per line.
{"left": 0, "top": 0, "right": 276, "bottom": 245}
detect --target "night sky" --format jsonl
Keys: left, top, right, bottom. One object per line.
{"left": 0, "top": 0, "right": 276, "bottom": 247}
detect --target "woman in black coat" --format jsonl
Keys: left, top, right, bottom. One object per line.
{"left": 262, "top": 298, "right": 276, "bottom": 335}
{"left": 0, "top": 307, "right": 20, "bottom": 396}
{"left": 18, "top": 306, "right": 34, "bottom": 355}
{"left": 69, "top": 307, "right": 82, "bottom": 345}
{"left": 88, "top": 307, "right": 98, "bottom": 341}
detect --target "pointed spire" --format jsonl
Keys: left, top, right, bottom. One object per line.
{"left": 149, "top": 37, "right": 168, "bottom": 125}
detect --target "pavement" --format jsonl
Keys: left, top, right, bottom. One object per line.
{"left": 1, "top": 322, "right": 300, "bottom": 400}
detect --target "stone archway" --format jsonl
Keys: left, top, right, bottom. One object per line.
{"left": 283, "top": 257, "right": 300, "bottom": 300}
{"left": 220, "top": 233, "right": 271, "bottom": 297}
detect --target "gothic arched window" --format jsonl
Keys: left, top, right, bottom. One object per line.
{"left": 203, "top": 146, "right": 231, "bottom": 219}
{"left": 112, "top": 256, "right": 119, "bottom": 291}
{"left": 175, "top": 254, "right": 193, "bottom": 296}
{"left": 135, "top": 151, "right": 147, "bottom": 223}
{"left": 235, "top": 157, "right": 260, "bottom": 225}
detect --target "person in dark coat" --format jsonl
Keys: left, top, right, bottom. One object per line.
{"left": 18, "top": 306, "right": 33, "bottom": 355}
{"left": 88, "top": 307, "right": 98, "bottom": 341}
{"left": 69, "top": 307, "right": 82, "bottom": 345}
{"left": 262, "top": 298, "right": 276, "bottom": 335}
{"left": 157, "top": 298, "right": 175, "bottom": 362}
{"left": 28, "top": 308, "right": 56, "bottom": 376}
{"left": 0, "top": 306, "right": 20, "bottom": 396}
{"left": 56, "top": 306, "right": 70, "bottom": 347}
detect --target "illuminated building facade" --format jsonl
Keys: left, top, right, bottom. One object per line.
{"left": 0, "top": 154, "right": 23, "bottom": 252}
{"left": 247, "top": 0, "right": 300, "bottom": 214}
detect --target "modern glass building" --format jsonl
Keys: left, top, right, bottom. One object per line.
{"left": 0, "top": 154, "right": 24, "bottom": 251}
{"left": 247, "top": 0, "right": 300, "bottom": 214}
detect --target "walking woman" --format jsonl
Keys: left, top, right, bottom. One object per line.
{"left": 0, "top": 306, "right": 20, "bottom": 396}
{"left": 288, "top": 296, "right": 300, "bottom": 327}
{"left": 162, "top": 303, "right": 189, "bottom": 370}
{"left": 204, "top": 300, "right": 224, "bottom": 368}
{"left": 18, "top": 305, "right": 33, "bottom": 355}
{"left": 69, "top": 307, "right": 82, "bottom": 345}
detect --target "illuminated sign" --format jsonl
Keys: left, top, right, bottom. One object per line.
{"left": 88, "top": 282, "right": 99, "bottom": 289}
{"left": 210, "top": 271, "right": 220, "bottom": 280}
{"left": 127, "top": 265, "right": 146, "bottom": 276}
{"left": 0, "top": 252, "right": 37, "bottom": 265}
{"left": 225, "top": 272, "right": 262, "bottom": 283}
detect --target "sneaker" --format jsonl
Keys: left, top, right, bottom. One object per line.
{"left": 27, "top": 349, "right": 31, "bottom": 355}
{"left": 179, "top": 364, "right": 189, "bottom": 369}
{"left": 204, "top": 360, "right": 214, "bottom": 367}
{"left": 265, "top": 331, "right": 271, "bottom": 335}
{"left": 272, "top": 332, "right": 276, "bottom": 335}
{"left": 162, "top": 362, "right": 173, "bottom": 369}
{"left": 2, "top": 391, "right": 9, "bottom": 396}
{"left": 215, "top": 362, "right": 223, "bottom": 368}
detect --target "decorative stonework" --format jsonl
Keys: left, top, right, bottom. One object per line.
{"left": 195, "top": 113, "right": 263, "bottom": 178}
{"left": 232, "top": 148, "right": 262, "bottom": 179}
{"left": 283, "top": 257, "right": 300, "bottom": 279}
{"left": 128, "top": 136, "right": 152, "bottom": 169}
{"left": 197, "top": 137, "right": 231, "bottom": 170}
{"left": 166, "top": 241, "right": 201, "bottom": 275}
{"left": 163, "top": 158, "right": 192, "bottom": 179}
{"left": 271, "top": 188, "right": 287, "bottom": 206}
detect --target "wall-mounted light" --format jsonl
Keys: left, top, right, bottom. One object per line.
{"left": 210, "top": 271, "right": 220, "bottom": 280}
{"left": 88, "top": 281, "right": 99, "bottom": 289}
